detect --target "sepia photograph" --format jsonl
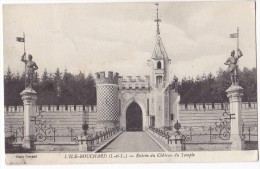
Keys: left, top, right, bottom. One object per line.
{"left": 2, "top": 0, "right": 258, "bottom": 165}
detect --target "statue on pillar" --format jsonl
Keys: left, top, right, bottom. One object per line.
{"left": 21, "top": 52, "right": 38, "bottom": 88}
{"left": 225, "top": 48, "right": 244, "bottom": 150}
{"left": 224, "top": 49, "right": 243, "bottom": 85}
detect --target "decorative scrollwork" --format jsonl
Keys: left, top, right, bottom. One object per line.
{"left": 181, "top": 134, "right": 192, "bottom": 142}
{"left": 209, "top": 103, "right": 232, "bottom": 141}
{"left": 180, "top": 103, "right": 233, "bottom": 142}
{"left": 72, "top": 136, "right": 78, "bottom": 142}
{"left": 32, "top": 109, "right": 55, "bottom": 142}
{"left": 213, "top": 118, "right": 231, "bottom": 140}
{"left": 67, "top": 127, "right": 79, "bottom": 142}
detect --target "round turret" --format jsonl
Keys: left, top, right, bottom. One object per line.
{"left": 95, "top": 71, "right": 119, "bottom": 129}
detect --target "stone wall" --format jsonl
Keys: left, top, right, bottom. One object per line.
{"left": 5, "top": 107, "right": 97, "bottom": 139}
{"left": 118, "top": 75, "right": 150, "bottom": 90}
{"left": 178, "top": 104, "right": 257, "bottom": 128}
{"left": 4, "top": 102, "right": 257, "bottom": 139}
{"left": 178, "top": 102, "right": 257, "bottom": 111}
{"left": 5, "top": 105, "right": 97, "bottom": 113}
{"left": 178, "top": 104, "right": 258, "bottom": 142}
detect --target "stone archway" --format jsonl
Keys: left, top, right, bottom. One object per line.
{"left": 120, "top": 97, "right": 147, "bottom": 131}
{"left": 126, "top": 102, "right": 143, "bottom": 131}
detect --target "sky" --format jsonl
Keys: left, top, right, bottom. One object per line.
{"left": 3, "top": 1, "right": 256, "bottom": 80}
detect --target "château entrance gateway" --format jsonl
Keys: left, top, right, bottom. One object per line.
{"left": 126, "top": 102, "right": 143, "bottom": 131}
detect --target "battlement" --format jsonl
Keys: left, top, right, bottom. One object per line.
{"left": 4, "top": 105, "right": 97, "bottom": 113}
{"left": 179, "top": 102, "right": 258, "bottom": 111}
{"left": 4, "top": 102, "right": 258, "bottom": 113}
{"left": 118, "top": 75, "right": 150, "bottom": 90}
{"left": 95, "top": 71, "right": 119, "bottom": 85}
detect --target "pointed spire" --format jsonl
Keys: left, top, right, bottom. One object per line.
{"left": 152, "top": 3, "right": 169, "bottom": 60}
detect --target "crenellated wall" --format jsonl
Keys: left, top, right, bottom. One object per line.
{"left": 4, "top": 105, "right": 97, "bottom": 113}
{"left": 178, "top": 102, "right": 257, "bottom": 111}
{"left": 4, "top": 102, "right": 257, "bottom": 113}
{"left": 118, "top": 75, "right": 150, "bottom": 90}
{"left": 4, "top": 102, "right": 257, "bottom": 137}
{"left": 95, "top": 71, "right": 119, "bottom": 85}
{"left": 4, "top": 110, "right": 98, "bottom": 139}
{"left": 178, "top": 102, "right": 257, "bottom": 134}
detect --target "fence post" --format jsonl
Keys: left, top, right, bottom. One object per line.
{"left": 69, "top": 128, "right": 73, "bottom": 142}
{"left": 209, "top": 126, "right": 212, "bottom": 142}
{"left": 15, "top": 130, "right": 18, "bottom": 142}
{"left": 189, "top": 127, "right": 192, "bottom": 141}
{"left": 242, "top": 123, "right": 245, "bottom": 136}
{"left": 53, "top": 128, "right": 56, "bottom": 142}
{"left": 248, "top": 127, "right": 251, "bottom": 141}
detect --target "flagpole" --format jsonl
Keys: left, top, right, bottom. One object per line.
{"left": 237, "top": 27, "right": 239, "bottom": 52}
{"left": 23, "top": 32, "right": 27, "bottom": 88}
{"left": 236, "top": 27, "right": 240, "bottom": 84}
{"left": 23, "top": 32, "right": 26, "bottom": 53}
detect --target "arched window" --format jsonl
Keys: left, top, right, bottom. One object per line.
{"left": 157, "top": 61, "right": 162, "bottom": 69}
{"left": 156, "top": 76, "right": 162, "bottom": 86}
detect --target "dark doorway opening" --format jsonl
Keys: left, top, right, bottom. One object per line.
{"left": 126, "top": 102, "right": 143, "bottom": 131}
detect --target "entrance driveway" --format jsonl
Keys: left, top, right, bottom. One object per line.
{"left": 100, "top": 132, "right": 163, "bottom": 152}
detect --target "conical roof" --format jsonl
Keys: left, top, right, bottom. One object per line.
{"left": 151, "top": 34, "right": 169, "bottom": 60}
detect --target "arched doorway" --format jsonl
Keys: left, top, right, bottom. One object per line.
{"left": 126, "top": 102, "right": 143, "bottom": 131}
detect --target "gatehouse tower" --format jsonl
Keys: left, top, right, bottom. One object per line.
{"left": 95, "top": 3, "right": 180, "bottom": 131}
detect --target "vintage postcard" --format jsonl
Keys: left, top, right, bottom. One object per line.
{"left": 2, "top": 0, "right": 258, "bottom": 165}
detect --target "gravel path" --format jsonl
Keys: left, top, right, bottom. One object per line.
{"left": 100, "top": 132, "right": 163, "bottom": 152}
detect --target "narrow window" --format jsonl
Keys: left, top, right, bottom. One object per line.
{"left": 157, "top": 61, "right": 162, "bottom": 69}
{"left": 147, "top": 99, "right": 149, "bottom": 115}
{"left": 156, "top": 76, "right": 162, "bottom": 86}
{"left": 171, "top": 114, "right": 174, "bottom": 120}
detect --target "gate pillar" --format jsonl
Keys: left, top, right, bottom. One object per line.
{"left": 20, "top": 87, "right": 37, "bottom": 150}
{"left": 226, "top": 85, "right": 243, "bottom": 150}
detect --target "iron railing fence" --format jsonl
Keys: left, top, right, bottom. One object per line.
{"left": 5, "top": 109, "right": 121, "bottom": 144}
{"left": 242, "top": 123, "right": 258, "bottom": 141}
{"left": 151, "top": 102, "right": 258, "bottom": 143}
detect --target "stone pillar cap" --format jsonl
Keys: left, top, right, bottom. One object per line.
{"left": 20, "top": 87, "right": 37, "bottom": 96}
{"left": 226, "top": 84, "right": 243, "bottom": 93}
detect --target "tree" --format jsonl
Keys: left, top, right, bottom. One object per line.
{"left": 84, "top": 73, "right": 96, "bottom": 105}
{"left": 4, "top": 66, "right": 256, "bottom": 106}
{"left": 60, "top": 69, "right": 76, "bottom": 105}
{"left": 211, "top": 68, "right": 230, "bottom": 103}
{"left": 239, "top": 67, "right": 257, "bottom": 102}
{"left": 4, "top": 67, "right": 15, "bottom": 106}
{"left": 53, "top": 68, "right": 62, "bottom": 104}
{"left": 37, "top": 69, "right": 56, "bottom": 105}
{"left": 74, "top": 71, "right": 87, "bottom": 105}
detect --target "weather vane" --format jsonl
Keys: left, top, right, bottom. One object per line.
{"left": 154, "top": 3, "right": 161, "bottom": 35}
